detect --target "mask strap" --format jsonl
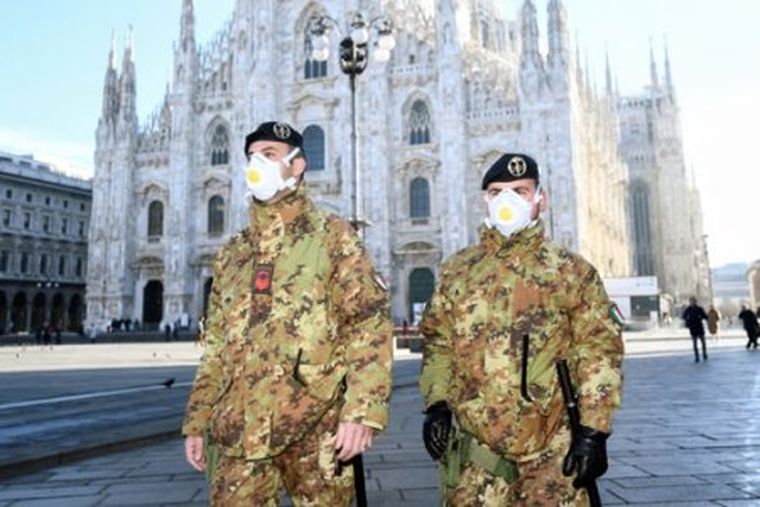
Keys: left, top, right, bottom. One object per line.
{"left": 534, "top": 184, "right": 543, "bottom": 204}
{"left": 283, "top": 147, "right": 300, "bottom": 166}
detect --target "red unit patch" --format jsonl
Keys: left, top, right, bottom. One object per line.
{"left": 253, "top": 265, "right": 273, "bottom": 294}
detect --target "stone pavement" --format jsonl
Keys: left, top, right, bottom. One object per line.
{"left": 2, "top": 334, "right": 760, "bottom": 505}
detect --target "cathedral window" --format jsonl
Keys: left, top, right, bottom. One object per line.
{"left": 632, "top": 185, "right": 654, "bottom": 276}
{"left": 208, "top": 195, "right": 225, "bottom": 236}
{"left": 58, "top": 256, "right": 66, "bottom": 276}
{"left": 481, "top": 19, "right": 490, "bottom": 49}
{"left": 20, "top": 252, "right": 29, "bottom": 274}
{"left": 409, "top": 100, "right": 432, "bottom": 145}
{"left": 40, "top": 254, "right": 47, "bottom": 275}
{"left": 304, "top": 33, "right": 327, "bottom": 79}
{"left": 303, "top": 125, "right": 325, "bottom": 171}
{"left": 408, "top": 268, "right": 435, "bottom": 321}
{"left": 410, "top": 177, "right": 430, "bottom": 219}
{"left": 148, "top": 200, "right": 164, "bottom": 239}
{"left": 210, "top": 124, "right": 230, "bottom": 166}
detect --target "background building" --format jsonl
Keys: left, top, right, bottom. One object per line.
{"left": 87, "top": 0, "right": 706, "bottom": 328}
{"left": 0, "top": 151, "right": 92, "bottom": 333}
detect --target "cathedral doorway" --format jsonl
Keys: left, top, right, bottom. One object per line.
{"left": 51, "top": 293, "right": 65, "bottom": 328}
{"left": 68, "top": 294, "right": 83, "bottom": 332}
{"left": 203, "top": 277, "right": 213, "bottom": 318}
{"left": 0, "top": 291, "right": 7, "bottom": 333}
{"left": 143, "top": 280, "right": 163, "bottom": 329}
{"left": 409, "top": 268, "right": 435, "bottom": 324}
{"left": 11, "top": 292, "right": 27, "bottom": 332}
{"left": 31, "top": 293, "right": 46, "bottom": 331}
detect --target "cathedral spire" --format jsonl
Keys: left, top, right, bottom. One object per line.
{"left": 664, "top": 38, "right": 674, "bottom": 91}
{"left": 180, "top": 0, "right": 196, "bottom": 53}
{"left": 574, "top": 37, "right": 584, "bottom": 89}
{"left": 119, "top": 25, "right": 137, "bottom": 123}
{"left": 649, "top": 40, "right": 659, "bottom": 89}
{"left": 605, "top": 49, "right": 613, "bottom": 96}
{"left": 520, "top": 0, "right": 542, "bottom": 68}
{"left": 100, "top": 29, "right": 119, "bottom": 120}
{"left": 547, "top": 0, "right": 569, "bottom": 68}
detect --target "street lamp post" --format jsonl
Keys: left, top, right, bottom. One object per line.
{"left": 307, "top": 12, "right": 395, "bottom": 234}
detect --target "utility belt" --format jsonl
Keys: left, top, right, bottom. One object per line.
{"left": 442, "top": 428, "right": 519, "bottom": 488}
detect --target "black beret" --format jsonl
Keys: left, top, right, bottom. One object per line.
{"left": 244, "top": 121, "right": 303, "bottom": 154}
{"left": 481, "top": 153, "right": 540, "bottom": 190}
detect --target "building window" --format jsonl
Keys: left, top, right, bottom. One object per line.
{"left": 208, "top": 195, "right": 225, "bottom": 236}
{"left": 632, "top": 185, "right": 654, "bottom": 276}
{"left": 303, "top": 125, "right": 325, "bottom": 171}
{"left": 58, "top": 256, "right": 66, "bottom": 277}
{"left": 410, "top": 177, "right": 431, "bottom": 219}
{"left": 303, "top": 31, "right": 327, "bottom": 79}
{"left": 78, "top": 221, "right": 85, "bottom": 237}
{"left": 63, "top": 199, "right": 68, "bottom": 209}
{"left": 43, "top": 216, "right": 50, "bottom": 233}
{"left": 2, "top": 209, "right": 10, "bottom": 227}
{"left": 408, "top": 268, "right": 435, "bottom": 322}
{"left": 409, "top": 100, "right": 431, "bottom": 145}
{"left": 40, "top": 254, "right": 48, "bottom": 275}
{"left": 80, "top": 203, "right": 86, "bottom": 211}
{"left": 61, "top": 218, "right": 68, "bottom": 235}
{"left": 26, "top": 193, "right": 32, "bottom": 203}
{"left": 481, "top": 19, "right": 490, "bottom": 48}
{"left": 148, "top": 201, "right": 164, "bottom": 238}
{"left": 75, "top": 257, "right": 83, "bottom": 277}
{"left": 210, "top": 124, "right": 230, "bottom": 166}
{"left": 20, "top": 252, "right": 29, "bottom": 274}
{"left": 23, "top": 212, "right": 31, "bottom": 230}
{"left": 5, "top": 189, "right": 11, "bottom": 199}
{"left": 0, "top": 251, "right": 9, "bottom": 272}
{"left": 45, "top": 196, "right": 51, "bottom": 205}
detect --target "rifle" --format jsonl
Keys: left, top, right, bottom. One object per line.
{"left": 556, "top": 359, "right": 602, "bottom": 507}
{"left": 352, "top": 454, "right": 368, "bottom": 507}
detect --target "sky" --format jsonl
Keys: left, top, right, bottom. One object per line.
{"left": 0, "top": 0, "right": 758, "bottom": 268}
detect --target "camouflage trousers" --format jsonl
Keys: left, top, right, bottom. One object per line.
{"left": 209, "top": 407, "right": 354, "bottom": 506}
{"left": 443, "top": 428, "right": 589, "bottom": 507}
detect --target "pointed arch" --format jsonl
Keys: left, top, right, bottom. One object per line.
{"left": 206, "top": 117, "right": 231, "bottom": 166}
{"left": 296, "top": 3, "right": 329, "bottom": 80}
{"left": 402, "top": 94, "right": 434, "bottom": 146}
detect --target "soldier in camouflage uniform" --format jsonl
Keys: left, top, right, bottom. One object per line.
{"left": 419, "top": 153, "right": 624, "bottom": 506}
{"left": 182, "top": 122, "right": 393, "bottom": 506}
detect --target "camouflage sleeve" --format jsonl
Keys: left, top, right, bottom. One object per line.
{"left": 181, "top": 249, "right": 227, "bottom": 437}
{"left": 418, "top": 265, "right": 454, "bottom": 408}
{"left": 329, "top": 221, "right": 393, "bottom": 431}
{"left": 566, "top": 262, "right": 624, "bottom": 433}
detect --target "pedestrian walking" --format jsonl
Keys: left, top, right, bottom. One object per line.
{"left": 707, "top": 304, "right": 721, "bottom": 341}
{"left": 683, "top": 297, "right": 709, "bottom": 362}
{"left": 419, "top": 153, "right": 624, "bottom": 505}
{"left": 182, "top": 121, "right": 393, "bottom": 506}
{"left": 739, "top": 305, "right": 759, "bottom": 349}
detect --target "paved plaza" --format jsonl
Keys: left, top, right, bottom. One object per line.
{"left": 1, "top": 331, "right": 760, "bottom": 505}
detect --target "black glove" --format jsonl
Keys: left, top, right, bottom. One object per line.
{"left": 422, "top": 401, "right": 452, "bottom": 461}
{"left": 562, "top": 425, "right": 609, "bottom": 488}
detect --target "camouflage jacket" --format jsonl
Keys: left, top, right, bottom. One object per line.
{"left": 182, "top": 186, "right": 393, "bottom": 460}
{"left": 419, "top": 221, "right": 623, "bottom": 461}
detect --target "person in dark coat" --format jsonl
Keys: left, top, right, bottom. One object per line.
{"left": 683, "top": 297, "right": 709, "bottom": 362}
{"left": 739, "top": 305, "right": 759, "bottom": 349}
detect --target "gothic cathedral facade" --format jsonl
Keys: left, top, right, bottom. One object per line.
{"left": 87, "top": 0, "right": 708, "bottom": 329}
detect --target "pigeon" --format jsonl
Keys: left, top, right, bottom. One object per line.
{"left": 162, "top": 378, "right": 176, "bottom": 388}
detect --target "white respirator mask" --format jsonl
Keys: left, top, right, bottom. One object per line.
{"left": 485, "top": 186, "right": 542, "bottom": 239}
{"left": 244, "top": 148, "right": 300, "bottom": 202}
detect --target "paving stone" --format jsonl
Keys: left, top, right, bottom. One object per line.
{"left": 611, "top": 475, "right": 707, "bottom": 488}
{"left": 7, "top": 496, "right": 105, "bottom": 507}
{"left": 606, "top": 484, "right": 752, "bottom": 503}
{"left": 0, "top": 486, "right": 104, "bottom": 501}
